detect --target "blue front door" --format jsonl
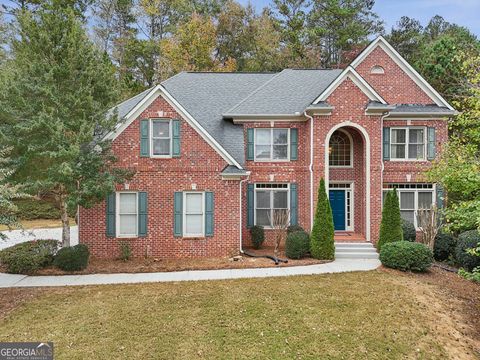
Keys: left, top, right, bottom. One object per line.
{"left": 329, "top": 190, "right": 346, "bottom": 231}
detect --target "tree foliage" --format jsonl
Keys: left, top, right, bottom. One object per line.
{"left": 310, "top": 178, "right": 334, "bottom": 260}
{"left": 378, "top": 190, "right": 403, "bottom": 251}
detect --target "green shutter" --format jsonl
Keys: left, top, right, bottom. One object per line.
{"left": 427, "top": 127, "right": 436, "bottom": 160}
{"left": 140, "top": 119, "right": 149, "bottom": 157}
{"left": 138, "top": 192, "right": 148, "bottom": 237}
{"left": 247, "top": 128, "right": 254, "bottom": 160}
{"left": 247, "top": 184, "right": 254, "bottom": 227}
{"left": 383, "top": 127, "right": 390, "bottom": 160}
{"left": 290, "top": 128, "right": 298, "bottom": 160}
{"left": 205, "top": 192, "right": 214, "bottom": 237}
{"left": 174, "top": 192, "right": 183, "bottom": 237}
{"left": 106, "top": 193, "right": 116, "bottom": 237}
{"left": 172, "top": 119, "right": 181, "bottom": 157}
{"left": 436, "top": 184, "right": 444, "bottom": 210}
{"left": 290, "top": 183, "right": 298, "bottom": 225}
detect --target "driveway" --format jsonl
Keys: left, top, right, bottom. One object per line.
{"left": 0, "top": 226, "right": 79, "bottom": 250}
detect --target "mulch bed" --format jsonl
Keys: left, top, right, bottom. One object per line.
{"left": 4, "top": 246, "right": 330, "bottom": 276}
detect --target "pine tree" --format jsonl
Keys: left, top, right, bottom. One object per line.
{"left": 310, "top": 178, "right": 335, "bottom": 260}
{"left": 0, "top": 3, "right": 131, "bottom": 246}
{"left": 378, "top": 190, "right": 404, "bottom": 251}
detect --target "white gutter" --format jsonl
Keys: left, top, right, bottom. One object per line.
{"left": 239, "top": 175, "right": 250, "bottom": 254}
{"left": 380, "top": 111, "right": 390, "bottom": 202}
{"left": 304, "top": 111, "right": 315, "bottom": 231}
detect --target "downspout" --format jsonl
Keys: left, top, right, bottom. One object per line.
{"left": 304, "top": 111, "right": 314, "bottom": 231}
{"left": 239, "top": 174, "right": 250, "bottom": 254}
{"left": 380, "top": 111, "right": 390, "bottom": 196}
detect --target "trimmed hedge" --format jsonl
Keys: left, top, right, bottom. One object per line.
{"left": 249, "top": 225, "right": 265, "bottom": 250}
{"left": 287, "top": 225, "right": 304, "bottom": 235}
{"left": 401, "top": 219, "right": 416, "bottom": 242}
{"left": 310, "top": 179, "right": 335, "bottom": 260}
{"left": 380, "top": 241, "right": 433, "bottom": 272}
{"left": 0, "top": 240, "right": 59, "bottom": 274}
{"left": 53, "top": 244, "right": 90, "bottom": 271}
{"left": 455, "top": 230, "right": 480, "bottom": 271}
{"left": 286, "top": 230, "right": 310, "bottom": 259}
{"left": 13, "top": 198, "right": 76, "bottom": 220}
{"left": 433, "top": 232, "right": 456, "bottom": 261}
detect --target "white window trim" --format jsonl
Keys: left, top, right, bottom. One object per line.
{"left": 382, "top": 185, "right": 436, "bottom": 229}
{"left": 254, "top": 128, "right": 290, "bottom": 162}
{"left": 254, "top": 184, "right": 290, "bottom": 229}
{"left": 183, "top": 191, "right": 205, "bottom": 238}
{"left": 329, "top": 182, "right": 354, "bottom": 231}
{"left": 150, "top": 118, "right": 173, "bottom": 158}
{"left": 116, "top": 192, "right": 138, "bottom": 238}
{"left": 329, "top": 129, "right": 354, "bottom": 168}
{"left": 390, "top": 127, "right": 427, "bottom": 161}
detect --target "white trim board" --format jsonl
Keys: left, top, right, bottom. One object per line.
{"left": 104, "top": 85, "right": 243, "bottom": 169}
{"left": 350, "top": 36, "right": 454, "bottom": 111}
{"left": 313, "top": 66, "right": 386, "bottom": 104}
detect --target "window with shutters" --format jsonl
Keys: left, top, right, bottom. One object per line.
{"left": 382, "top": 184, "right": 435, "bottom": 228}
{"left": 116, "top": 192, "right": 138, "bottom": 237}
{"left": 254, "top": 129, "right": 290, "bottom": 161}
{"left": 255, "top": 184, "right": 290, "bottom": 228}
{"left": 183, "top": 192, "right": 205, "bottom": 237}
{"left": 329, "top": 130, "right": 352, "bottom": 167}
{"left": 390, "top": 127, "right": 426, "bottom": 160}
{"left": 150, "top": 119, "right": 172, "bottom": 157}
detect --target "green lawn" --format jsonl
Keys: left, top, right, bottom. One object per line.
{"left": 0, "top": 271, "right": 451, "bottom": 359}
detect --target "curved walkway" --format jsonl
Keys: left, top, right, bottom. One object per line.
{"left": 0, "top": 259, "right": 380, "bottom": 288}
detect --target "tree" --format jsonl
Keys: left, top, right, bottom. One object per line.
{"left": 0, "top": 3, "right": 131, "bottom": 246}
{"left": 308, "top": 0, "right": 384, "bottom": 67}
{"left": 310, "top": 178, "right": 334, "bottom": 260}
{"left": 378, "top": 190, "right": 403, "bottom": 251}
{"left": 386, "top": 16, "right": 423, "bottom": 63}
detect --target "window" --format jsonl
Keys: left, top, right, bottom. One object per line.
{"left": 329, "top": 130, "right": 352, "bottom": 167}
{"left": 255, "top": 184, "right": 289, "bottom": 227}
{"left": 371, "top": 65, "right": 385, "bottom": 74}
{"left": 390, "top": 127, "right": 425, "bottom": 160}
{"left": 255, "top": 129, "right": 289, "bottom": 161}
{"left": 383, "top": 184, "right": 435, "bottom": 228}
{"left": 117, "top": 192, "right": 138, "bottom": 237}
{"left": 151, "top": 119, "right": 171, "bottom": 157}
{"left": 183, "top": 192, "right": 204, "bottom": 237}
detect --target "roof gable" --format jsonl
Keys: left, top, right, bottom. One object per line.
{"left": 350, "top": 36, "right": 454, "bottom": 110}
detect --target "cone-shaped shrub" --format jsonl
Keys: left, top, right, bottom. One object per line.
{"left": 377, "top": 190, "right": 403, "bottom": 251}
{"left": 310, "top": 178, "right": 335, "bottom": 259}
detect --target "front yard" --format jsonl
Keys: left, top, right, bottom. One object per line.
{"left": 0, "top": 268, "right": 478, "bottom": 359}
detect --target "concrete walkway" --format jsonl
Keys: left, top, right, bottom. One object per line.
{"left": 0, "top": 259, "right": 380, "bottom": 288}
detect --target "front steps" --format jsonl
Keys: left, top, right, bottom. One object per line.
{"left": 335, "top": 242, "right": 379, "bottom": 260}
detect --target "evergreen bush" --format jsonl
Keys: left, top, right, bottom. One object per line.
{"left": 0, "top": 240, "right": 59, "bottom": 274}
{"left": 250, "top": 225, "right": 265, "bottom": 249}
{"left": 433, "top": 232, "right": 456, "bottom": 261}
{"left": 287, "top": 224, "right": 304, "bottom": 234}
{"left": 401, "top": 219, "right": 416, "bottom": 242}
{"left": 377, "top": 190, "right": 403, "bottom": 251}
{"left": 285, "top": 230, "right": 310, "bottom": 259}
{"left": 380, "top": 241, "right": 433, "bottom": 272}
{"left": 455, "top": 230, "right": 480, "bottom": 271}
{"left": 54, "top": 244, "right": 90, "bottom": 271}
{"left": 310, "top": 178, "right": 334, "bottom": 260}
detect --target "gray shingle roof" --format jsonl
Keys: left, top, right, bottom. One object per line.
{"left": 389, "top": 104, "right": 456, "bottom": 114}
{"left": 223, "top": 69, "right": 342, "bottom": 116}
{"left": 161, "top": 72, "right": 276, "bottom": 165}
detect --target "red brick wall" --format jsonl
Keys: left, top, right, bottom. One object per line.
{"left": 79, "top": 95, "right": 241, "bottom": 259}
{"left": 355, "top": 46, "right": 433, "bottom": 105}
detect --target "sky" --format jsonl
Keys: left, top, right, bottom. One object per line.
{"left": 239, "top": 0, "right": 480, "bottom": 36}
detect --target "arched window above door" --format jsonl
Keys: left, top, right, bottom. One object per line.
{"left": 329, "top": 130, "right": 352, "bottom": 167}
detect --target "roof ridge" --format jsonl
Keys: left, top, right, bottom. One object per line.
{"left": 223, "top": 70, "right": 288, "bottom": 115}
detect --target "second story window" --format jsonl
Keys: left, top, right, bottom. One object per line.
{"left": 151, "top": 119, "right": 171, "bottom": 157}
{"left": 391, "top": 127, "right": 425, "bottom": 160}
{"left": 329, "top": 130, "right": 352, "bottom": 167}
{"left": 255, "top": 129, "right": 289, "bottom": 161}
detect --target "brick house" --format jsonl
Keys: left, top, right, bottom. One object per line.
{"left": 79, "top": 36, "right": 456, "bottom": 259}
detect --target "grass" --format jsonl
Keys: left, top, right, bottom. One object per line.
{"left": 0, "top": 271, "right": 454, "bottom": 359}
{"left": 0, "top": 218, "right": 75, "bottom": 231}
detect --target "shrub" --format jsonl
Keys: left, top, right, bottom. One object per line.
{"left": 458, "top": 267, "right": 480, "bottom": 283}
{"left": 0, "top": 239, "right": 59, "bottom": 274}
{"left": 455, "top": 230, "right": 480, "bottom": 271}
{"left": 380, "top": 241, "right": 433, "bottom": 272}
{"left": 401, "top": 219, "right": 416, "bottom": 242}
{"left": 53, "top": 244, "right": 90, "bottom": 271}
{"left": 310, "top": 178, "right": 334, "bottom": 260}
{"left": 119, "top": 241, "right": 132, "bottom": 261}
{"left": 286, "top": 230, "right": 310, "bottom": 259}
{"left": 287, "top": 224, "right": 304, "bottom": 234}
{"left": 250, "top": 225, "right": 265, "bottom": 249}
{"left": 377, "top": 190, "right": 403, "bottom": 251}
{"left": 433, "top": 232, "right": 456, "bottom": 261}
